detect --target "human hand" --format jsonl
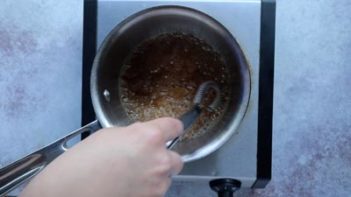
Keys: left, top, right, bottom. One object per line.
{"left": 20, "top": 117, "right": 184, "bottom": 197}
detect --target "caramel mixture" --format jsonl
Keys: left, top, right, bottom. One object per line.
{"left": 119, "top": 33, "right": 230, "bottom": 140}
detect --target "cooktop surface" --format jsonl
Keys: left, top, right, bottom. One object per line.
{"left": 82, "top": 0, "right": 275, "bottom": 189}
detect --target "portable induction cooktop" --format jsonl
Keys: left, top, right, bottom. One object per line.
{"left": 81, "top": 0, "right": 275, "bottom": 193}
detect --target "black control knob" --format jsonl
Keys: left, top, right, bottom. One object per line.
{"left": 210, "top": 179, "right": 241, "bottom": 197}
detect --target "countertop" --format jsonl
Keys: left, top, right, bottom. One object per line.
{"left": 0, "top": 0, "right": 350, "bottom": 196}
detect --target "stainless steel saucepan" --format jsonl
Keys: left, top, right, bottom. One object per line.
{"left": 0, "top": 6, "right": 250, "bottom": 196}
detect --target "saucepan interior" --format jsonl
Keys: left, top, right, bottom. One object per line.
{"left": 90, "top": 6, "right": 250, "bottom": 162}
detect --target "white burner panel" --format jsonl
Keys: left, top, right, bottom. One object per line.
{"left": 97, "top": 0, "right": 261, "bottom": 188}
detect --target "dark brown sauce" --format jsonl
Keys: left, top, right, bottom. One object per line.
{"left": 120, "top": 33, "right": 230, "bottom": 140}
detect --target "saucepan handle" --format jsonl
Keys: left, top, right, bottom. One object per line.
{"left": 0, "top": 120, "right": 101, "bottom": 196}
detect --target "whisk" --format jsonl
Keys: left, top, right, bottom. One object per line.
{"left": 167, "top": 81, "right": 221, "bottom": 149}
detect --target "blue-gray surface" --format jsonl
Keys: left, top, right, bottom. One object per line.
{"left": 0, "top": 1, "right": 83, "bottom": 164}
{"left": 0, "top": 0, "right": 350, "bottom": 196}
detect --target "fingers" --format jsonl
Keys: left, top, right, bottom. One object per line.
{"left": 168, "top": 151, "right": 184, "bottom": 176}
{"left": 143, "top": 117, "right": 184, "bottom": 142}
